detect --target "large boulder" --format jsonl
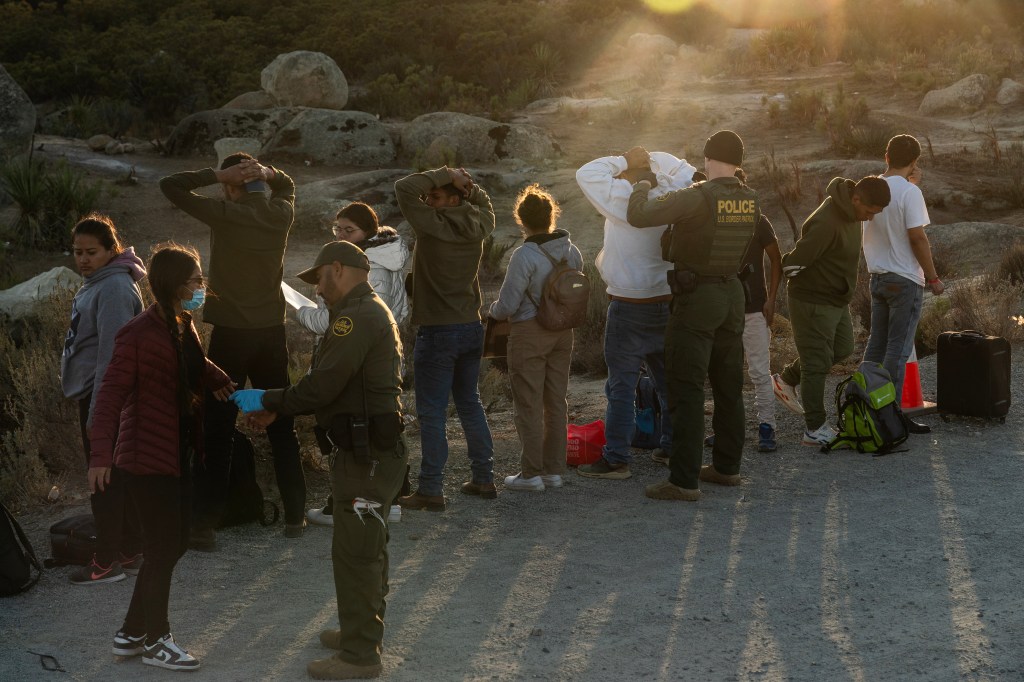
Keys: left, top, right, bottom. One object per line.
{"left": 0, "top": 65, "right": 35, "bottom": 160}
{"left": 401, "top": 112, "right": 558, "bottom": 163}
{"left": 293, "top": 169, "right": 408, "bottom": 232}
{"left": 0, "top": 267, "right": 80, "bottom": 321}
{"left": 927, "top": 222, "right": 1024, "bottom": 275}
{"left": 261, "top": 51, "right": 348, "bottom": 110}
{"left": 919, "top": 74, "right": 991, "bottom": 116}
{"left": 996, "top": 78, "right": 1024, "bottom": 106}
{"left": 165, "top": 108, "right": 301, "bottom": 156}
{"left": 265, "top": 109, "right": 395, "bottom": 166}
{"left": 222, "top": 90, "right": 275, "bottom": 110}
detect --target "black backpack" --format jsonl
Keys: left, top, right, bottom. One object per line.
{"left": 527, "top": 245, "right": 590, "bottom": 331}
{"left": 632, "top": 367, "right": 662, "bottom": 450}
{"left": 218, "top": 429, "right": 280, "bottom": 528}
{"left": 45, "top": 513, "right": 97, "bottom": 567}
{"left": 0, "top": 502, "right": 43, "bottom": 596}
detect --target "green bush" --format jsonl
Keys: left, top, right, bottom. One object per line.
{"left": 1, "top": 158, "right": 103, "bottom": 251}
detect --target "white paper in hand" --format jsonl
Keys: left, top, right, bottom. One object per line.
{"left": 281, "top": 281, "right": 315, "bottom": 310}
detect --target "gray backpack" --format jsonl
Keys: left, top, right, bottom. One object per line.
{"left": 822, "top": 362, "right": 908, "bottom": 455}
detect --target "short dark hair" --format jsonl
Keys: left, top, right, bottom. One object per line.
{"left": 72, "top": 213, "right": 123, "bottom": 254}
{"left": 435, "top": 183, "right": 462, "bottom": 200}
{"left": 336, "top": 201, "right": 380, "bottom": 240}
{"left": 854, "top": 176, "right": 891, "bottom": 208}
{"left": 220, "top": 152, "right": 255, "bottom": 170}
{"left": 886, "top": 134, "right": 921, "bottom": 168}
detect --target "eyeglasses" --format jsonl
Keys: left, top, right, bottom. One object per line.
{"left": 332, "top": 224, "right": 363, "bottom": 238}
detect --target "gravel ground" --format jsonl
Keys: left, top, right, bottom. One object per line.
{"left": 2, "top": 351, "right": 1022, "bottom": 681}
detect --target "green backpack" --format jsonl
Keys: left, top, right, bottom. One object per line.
{"left": 823, "top": 362, "right": 908, "bottom": 455}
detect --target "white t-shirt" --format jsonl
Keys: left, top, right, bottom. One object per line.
{"left": 862, "top": 175, "right": 931, "bottom": 286}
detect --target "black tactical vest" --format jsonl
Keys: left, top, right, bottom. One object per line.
{"left": 669, "top": 180, "right": 759, "bottom": 276}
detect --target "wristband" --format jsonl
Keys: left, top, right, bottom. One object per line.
{"left": 927, "top": 277, "right": 940, "bottom": 284}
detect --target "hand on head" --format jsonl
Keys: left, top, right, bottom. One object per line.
{"left": 624, "top": 146, "right": 651, "bottom": 170}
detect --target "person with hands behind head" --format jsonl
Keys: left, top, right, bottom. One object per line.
{"left": 61, "top": 213, "right": 147, "bottom": 585}
{"left": 232, "top": 241, "right": 406, "bottom": 681}
{"left": 87, "top": 243, "right": 234, "bottom": 672}
{"left": 160, "top": 151, "right": 305, "bottom": 548}
{"left": 393, "top": 165, "right": 496, "bottom": 512}
{"left": 575, "top": 144, "right": 696, "bottom": 480}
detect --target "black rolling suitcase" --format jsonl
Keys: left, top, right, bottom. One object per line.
{"left": 937, "top": 330, "right": 1011, "bottom": 420}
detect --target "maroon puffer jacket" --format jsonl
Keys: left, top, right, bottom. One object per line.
{"left": 89, "top": 305, "right": 231, "bottom": 476}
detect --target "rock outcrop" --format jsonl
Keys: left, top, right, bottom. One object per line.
{"left": 0, "top": 65, "right": 35, "bottom": 160}
{"left": 919, "top": 74, "right": 991, "bottom": 115}
{"left": 260, "top": 51, "right": 348, "bottom": 110}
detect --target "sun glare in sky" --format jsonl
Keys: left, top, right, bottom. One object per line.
{"left": 642, "top": 0, "right": 697, "bottom": 12}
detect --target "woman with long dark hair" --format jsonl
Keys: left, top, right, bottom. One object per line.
{"left": 61, "top": 213, "right": 147, "bottom": 584}
{"left": 88, "top": 243, "right": 234, "bottom": 670}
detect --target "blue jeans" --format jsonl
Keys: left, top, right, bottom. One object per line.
{"left": 863, "top": 273, "right": 924, "bottom": 395}
{"left": 602, "top": 300, "right": 672, "bottom": 465}
{"left": 413, "top": 322, "right": 493, "bottom": 496}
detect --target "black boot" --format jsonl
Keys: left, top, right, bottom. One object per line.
{"left": 902, "top": 413, "right": 931, "bottom": 435}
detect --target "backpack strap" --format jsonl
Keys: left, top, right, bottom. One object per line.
{"left": 525, "top": 243, "right": 563, "bottom": 307}
{"left": 2, "top": 503, "right": 42, "bottom": 593}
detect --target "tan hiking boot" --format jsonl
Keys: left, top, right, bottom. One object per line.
{"left": 319, "top": 629, "right": 341, "bottom": 650}
{"left": 307, "top": 655, "right": 382, "bottom": 680}
{"left": 699, "top": 465, "right": 741, "bottom": 486}
{"left": 644, "top": 480, "right": 701, "bottom": 501}
{"left": 397, "top": 491, "right": 446, "bottom": 511}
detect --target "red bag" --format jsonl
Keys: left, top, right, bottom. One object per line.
{"left": 566, "top": 420, "right": 605, "bottom": 467}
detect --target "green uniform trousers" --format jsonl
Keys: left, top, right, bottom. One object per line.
{"left": 665, "top": 279, "right": 746, "bottom": 490}
{"left": 779, "top": 297, "right": 854, "bottom": 430}
{"left": 329, "top": 437, "right": 408, "bottom": 667}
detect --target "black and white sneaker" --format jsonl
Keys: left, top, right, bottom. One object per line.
{"left": 112, "top": 630, "right": 146, "bottom": 657}
{"left": 143, "top": 633, "right": 200, "bottom": 671}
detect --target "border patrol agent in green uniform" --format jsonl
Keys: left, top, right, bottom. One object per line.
{"left": 231, "top": 241, "right": 405, "bottom": 679}
{"left": 626, "top": 131, "right": 759, "bottom": 501}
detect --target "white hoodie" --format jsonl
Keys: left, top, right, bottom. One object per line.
{"left": 576, "top": 152, "right": 696, "bottom": 298}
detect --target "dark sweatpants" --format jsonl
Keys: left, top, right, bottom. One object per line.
{"left": 196, "top": 324, "right": 306, "bottom": 526}
{"left": 79, "top": 396, "right": 142, "bottom": 565}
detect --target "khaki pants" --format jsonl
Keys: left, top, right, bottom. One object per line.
{"left": 508, "top": 318, "right": 573, "bottom": 478}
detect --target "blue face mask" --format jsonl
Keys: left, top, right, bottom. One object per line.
{"left": 182, "top": 287, "right": 205, "bottom": 311}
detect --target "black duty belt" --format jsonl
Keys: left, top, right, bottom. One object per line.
{"left": 694, "top": 274, "right": 737, "bottom": 284}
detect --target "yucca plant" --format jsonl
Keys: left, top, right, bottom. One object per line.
{"left": 1, "top": 157, "right": 48, "bottom": 249}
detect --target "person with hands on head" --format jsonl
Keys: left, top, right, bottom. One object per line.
{"left": 87, "top": 243, "right": 234, "bottom": 671}
{"left": 160, "top": 152, "right": 306, "bottom": 548}
{"left": 393, "top": 165, "right": 496, "bottom": 512}
{"left": 575, "top": 144, "right": 696, "bottom": 479}
{"left": 61, "top": 213, "right": 147, "bottom": 585}
{"left": 232, "top": 241, "right": 406, "bottom": 681}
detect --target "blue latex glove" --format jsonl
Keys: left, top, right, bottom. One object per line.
{"left": 231, "top": 389, "right": 266, "bottom": 413}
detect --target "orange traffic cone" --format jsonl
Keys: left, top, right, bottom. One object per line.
{"left": 901, "top": 346, "right": 923, "bottom": 409}
{"left": 901, "top": 346, "right": 936, "bottom": 416}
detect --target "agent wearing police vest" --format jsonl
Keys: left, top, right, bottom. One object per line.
{"left": 626, "top": 130, "right": 759, "bottom": 501}
{"left": 231, "top": 241, "right": 406, "bottom": 680}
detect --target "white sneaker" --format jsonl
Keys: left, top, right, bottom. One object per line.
{"left": 142, "top": 633, "right": 200, "bottom": 671}
{"left": 802, "top": 423, "right": 837, "bottom": 447}
{"left": 504, "top": 473, "right": 545, "bottom": 492}
{"left": 540, "top": 474, "right": 563, "bottom": 488}
{"left": 388, "top": 505, "right": 401, "bottom": 523}
{"left": 306, "top": 507, "right": 334, "bottom": 526}
{"left": 772, "top": 374, "right": 805, "bottom": 415}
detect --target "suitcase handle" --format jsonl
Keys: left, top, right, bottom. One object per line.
{"left": 950, "top": 329, "right": 986, "bottom": 345}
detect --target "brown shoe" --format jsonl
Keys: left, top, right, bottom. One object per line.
{"left": 319, "top": 629, "right": 341, "bottom": 650}
{"left": 644, "top": 479, "right": 701, "bottom": 501}
{"left": 699, "top": 464, "right": 741, "bottom": 486}
{"left": 460, "top": 481, "right": 497, "bottom": 499}
{"left": 307, "top": 654, "right": 382, "bottom": 680}
{"left": 397, "top": 491, "right": 446, "bottom": 511}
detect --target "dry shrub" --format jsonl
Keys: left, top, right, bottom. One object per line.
{"left": 917, "top": 277, "right": 1024, "bottom": 355}
{"left": 570, "top": 262, "right": 609, "bottom": 376}
{"left": 996, "top": 241, "right": 1024, "bottom": 285}
{"left": 478, "top": 364, "right": 512, "bottom": 413}
{"left": 0, "top": 289, "right": 81, "bottom": 507}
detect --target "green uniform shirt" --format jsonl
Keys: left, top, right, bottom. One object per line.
{"left": 394, "top": 168, "right": 495, "bottom": 326}
{"left": 782, "top": 177, "right": 861, "bottom": 307}
{"left": 262, "top": 282, "right": 402, "bottom": 424}
{"left": 159, "top": 167, "right": 294, "bottom": 329}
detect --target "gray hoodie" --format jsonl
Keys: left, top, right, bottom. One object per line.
{"left": 489, "top": 229, "right": 583, "bottom": 323}
{"left": 61, "top": 247, "right": 147, "bottom": 423}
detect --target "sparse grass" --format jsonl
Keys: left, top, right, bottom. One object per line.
{"left": 917, "top": 277, "right": 1024, "bottom": 356}
{"left": 996, "top": 242, "right": 1024, "bottom": 286}
{"left": 570, "top": 262, "right": 608, "bottom": 376}
{"left": 1, "top": 158, "right": 103, "bottom": 251}
{"left": 0, "top": 289, "right": 81, "bottom": 508}
{"left": 479, "top": 234, "right": 517, "bottom": 284}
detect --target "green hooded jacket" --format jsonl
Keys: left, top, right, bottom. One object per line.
{"left": 782, "top": 177, "right": 861, "bottom": 307}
